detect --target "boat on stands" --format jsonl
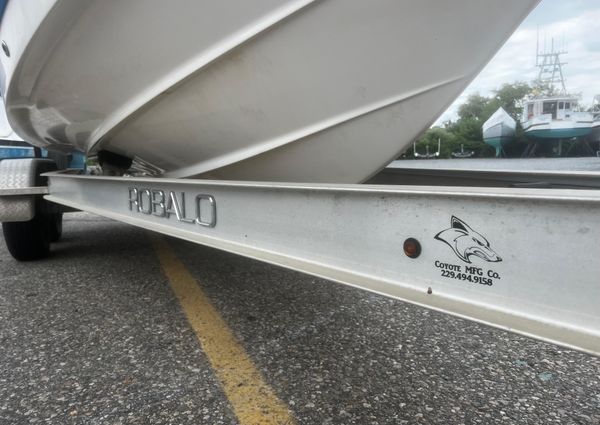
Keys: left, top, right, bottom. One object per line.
{"left": 522, "top": 96, "right": 593, "bottom": 140}
{"left": 521, "top": 42, "right": 593, "bottom": 149}
{"left": 0, "top": 0, "right": 538, "bottom": 182}
{"left": 482, "top": 107, "right": 516, "bottom": 157}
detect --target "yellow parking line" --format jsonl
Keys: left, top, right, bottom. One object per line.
{"left": 152, "top": 236, "right": 296, "bottom": 425}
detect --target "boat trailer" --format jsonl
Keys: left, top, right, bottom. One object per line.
{"left": 1, "top": 158, "right": 599, "bottom": 356}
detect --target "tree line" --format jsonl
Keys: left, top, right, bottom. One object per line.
{"left": 402, "top": 82, "right": 532, "bottom": 159}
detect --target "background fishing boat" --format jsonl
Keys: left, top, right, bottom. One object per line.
{"left": 520, "top": 39, "right": 593, "bottom": 156}
{"left": 522, "top": 96, "right": 593, "bottom": 140}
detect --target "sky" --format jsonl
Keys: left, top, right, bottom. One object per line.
{"left": 435, "top": 0, "right": 600, "bottom": 124}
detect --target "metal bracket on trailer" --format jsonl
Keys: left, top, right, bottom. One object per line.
{"left": 0, "top": 158, "right": 53, "bottom": 222}
{"left": 44, "top": 171, "right": 600, "bottom": 356}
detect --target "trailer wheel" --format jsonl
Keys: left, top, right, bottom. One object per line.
{"left": 47, "top": 213, "right": 63, "bottom": 242}
{"left": 0, "top": 158, "right": 60, "bottom": 261}
{"left": 2, "top": 213, "right": 51, "bottom": 261}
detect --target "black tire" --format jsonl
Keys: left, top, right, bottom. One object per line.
{"left": 47, "top": 213, "right": 63, "bottom": 242}
{"left": 1, "top": 159, "right": 59, "bottom": 261}
{"left": 2, "top": 214, "right": 50, "bottom": 261}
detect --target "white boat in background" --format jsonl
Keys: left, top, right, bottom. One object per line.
{"left": 0, "top": 0, "right": 538, "bottom": 182}
{"left": 521, "top": 42, "right": 593, "bottom": 147}
{"left": 522, "top": 96, "right": 593, "bottom": 140}
{"left": 482, "top": 107, "right": 516, "bottom": 157}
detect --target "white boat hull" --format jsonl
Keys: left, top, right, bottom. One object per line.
{"left": 482, "top": 107, "right": 516, "bottom": 156}
{"left": 483, "top": 121, "right": 516, "bottom": 140}
{"left": 0, "top": 101, "right": 22, "bottom": 142}
{"left": 523, "top": 115, "right": 593, "bottom": 140}
{"left": 1, "top": 0, "right": 537, "bottom": 182}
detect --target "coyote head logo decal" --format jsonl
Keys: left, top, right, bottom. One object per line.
{"left": 435, "top": 216, "right": 502, "bottom": 264}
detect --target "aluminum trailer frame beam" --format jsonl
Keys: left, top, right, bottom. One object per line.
{"left": 369, "top": 167, "right": 600, "bottom": 189}
{"left": 44, "top": 172, "right": 600, "bottom": 356}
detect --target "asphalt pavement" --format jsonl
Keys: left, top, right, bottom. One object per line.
{"left": 0, "top": 213, "right": 599, "bottom": 424}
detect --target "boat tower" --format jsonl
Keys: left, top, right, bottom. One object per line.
{"left": 534, "top": 35, "right": 567, "bottom": 95}
{"left": 520, "top": 35, "right": 594, "bottom": 157}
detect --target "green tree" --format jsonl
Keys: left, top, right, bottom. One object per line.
{"left": 403, "top": 82, "right": 533, "bottom": 159}
{"left": 487, "top": 82, "right": 531, "bottom": 121}
{"left": 457, "top": 93, "right": 490, "bottom": 121}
